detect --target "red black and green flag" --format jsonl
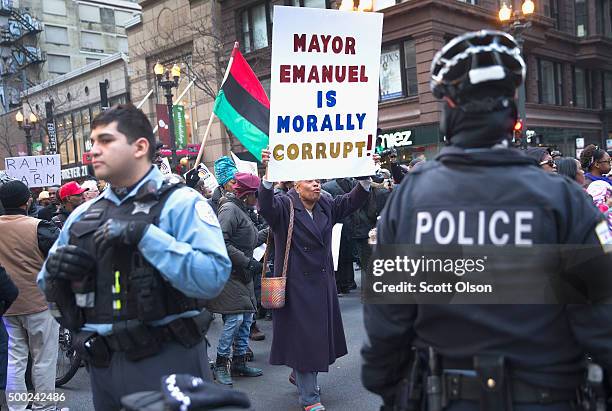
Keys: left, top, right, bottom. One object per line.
{"left": 213, "top": 44, "right": 269, "bottom": 161}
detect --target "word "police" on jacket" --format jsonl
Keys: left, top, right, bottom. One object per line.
{"left": 415, "top": 210, "right": 534, "bottom": 245}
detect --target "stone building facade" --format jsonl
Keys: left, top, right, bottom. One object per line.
{"left": 126, "top": 0, "right": 230, "bottom": 169}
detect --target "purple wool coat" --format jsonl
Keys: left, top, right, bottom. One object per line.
{"left": 257, "top": 182, "right": 369, "bottom": 372}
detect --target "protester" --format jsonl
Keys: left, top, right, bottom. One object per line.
{"left": 322, "top": 178, "right": 358, "bottom": 295}
{"left": 580, "top": 144, "right": 612, "bottom": 188}
{"left": 37, "top": 104, "right": 231, "bottom": 410}
{"left": 526, "top": 147, "right": 556, "bottom": 172}
{"left": 37, "top": 191, "right": 51, "bottom": 207}
{"left": 274, "top": 181, "right": 294, "bottom": 195}
{"left": 210, "top": 156, "right": 238, "bottom": 214}
{"left": 0, "top": 180, "right": 60, "bottom": 411}
{"left": 258, "top": 149, "right": 372, "bottom": 411}
{"left": 36, "top": 186, "right": 59, "bottom": 222}
{"left": 51, "top": 181, "right": 88, "bottom": 228}
{"left": 81, "top": 179, "right": 101, "bottom": 201}
{"left": 0, "top": 265, "right": 17, "bottom": 411}
{"left": 557, "top": 157, "right": 586, "bottom": 186}
{"left": 207, "top": 172, "right": 267, "bottom": 386}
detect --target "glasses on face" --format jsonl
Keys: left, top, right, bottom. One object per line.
{"left": 539, "top": 159, "right": 555, "bottom": 168}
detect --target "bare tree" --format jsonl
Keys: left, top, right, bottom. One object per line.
{"left": 0, "top": 113, "right": 18, "bottom": 157}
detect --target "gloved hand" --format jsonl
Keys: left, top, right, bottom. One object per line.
{"left": 93, "top": 219, "right": 149, "bottom": 255}
{"left": 185, "top": 167, "right": 200, "bottom": 189}
{"left": 45, "top": 245, "right": 95, "bottom": 282}
{"left": 246, "top": 258, "right": 263, "bottom": 276}
{"left": 161, "top": 374, "right": 251, "bottom": 410}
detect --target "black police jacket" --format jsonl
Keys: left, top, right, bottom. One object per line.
{"left": 362, "top": 146, "right": 612, "bottom": 402}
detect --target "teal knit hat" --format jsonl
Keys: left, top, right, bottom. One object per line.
{"left": 214, "top": 156, "right": 238, "bottom": 186}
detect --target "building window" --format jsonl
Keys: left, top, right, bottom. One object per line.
{"left": 86, "top": 58, "right": 100, "bottom": 65}
{"left": 79, "top": 4, "right": 101, "bottom": 23}
{"left": 117, "top": 36, "right": 128, "bottom": 53}
{"left": 537, "top": 59, "right": 563, "bottom": 105}
{"left": 43, "top": 0, "right": 66, "bottom": 16}
{"left": 81, "top": 31, "right": 103, "bottom": 53}
{"left": 289, "top": 0, "right": 327, "bottom": 7}
{"left": 375, "top": 0, "right": 400, "bottom": 10}
{"left": 573, "top": 67, "right": 593, "bottom": 108}
{"left": 596, "top": 0, "right": 606, "bottom": 35}
{"left": 240, "top": 3, "right": 271, "bottom": 53}
{"left": 115, "top": 11, "right": 135, "bottom": 27}
{"left": 575, "top": 0, "right": 588, "bottom": 37}
{"left": 379, "top": 39, "right": 418, "bottom": 101}
{"left": 604, "top": 72, "right": 612, "bottom": 109}
{"left": 47, "top": 54, "right": 71, "bottom": 74}
{"left": 544, "top": 0, "right": 560, "bottom": 29}
{"left": 45, "top": 25, "right": 69, "bottom": 45}
{"left": 457, "top": 0, "right": 478, "bottom": 4}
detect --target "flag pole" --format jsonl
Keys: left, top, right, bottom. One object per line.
{"left": 194, "top": 42, "right": 239, "bottom": 167}
{"left": 152, "top": 80, "right": 195, "bottom": 134}
{"left": 136, "top": 89, "right": 154, "bottom": 109}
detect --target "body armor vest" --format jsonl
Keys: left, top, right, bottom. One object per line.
{"left": 68, "top": 180, "right": 204, "bottom": 324}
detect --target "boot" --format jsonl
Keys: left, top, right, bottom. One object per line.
{"left": 213, "top": 355, "right": 233, "bottom": 386}
{"left": 231, "top": 354, "right": 263, "bottom": 377}
{"left": 233, "top": 342, "right": 255, "bottom": 361}
{"left": 249, "top": 322, "right": 265, "bottom": 341}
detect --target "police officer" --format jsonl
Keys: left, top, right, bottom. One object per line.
{"left": 361, "top": 30, "right": 612, "bottom": 411}
{"left": 37, "top": 104, "right": 232, "bottom": 410}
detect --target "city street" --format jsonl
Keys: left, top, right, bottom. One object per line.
{"left": 57, "top": 269, "right": 382, "bottom": 411}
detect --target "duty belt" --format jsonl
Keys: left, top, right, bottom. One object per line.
{"left": 442, "top": 373, "right": 576, "bottom": 404}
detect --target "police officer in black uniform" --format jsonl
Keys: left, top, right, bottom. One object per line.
{"left": 361, "top": 30, "right": 612, "bottom": 411}
{"left": 37, "top": 104, "right": 232, "bottom": 410}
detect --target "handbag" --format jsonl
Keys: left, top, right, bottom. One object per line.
{"left": 260, "top": 197, "right": 294, "bottom": 309}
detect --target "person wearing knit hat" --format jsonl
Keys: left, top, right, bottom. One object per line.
{"left": 207, "top": 171, "right": 267, "bottom": 386}
{"left": 209, "top": 156, "right": 239, "bottom": 215}
{"left": 0, "top": 180, "right": 60, "bottom": 410}
{"left": 37, "top": 191, "right": 51, "bottom": 207}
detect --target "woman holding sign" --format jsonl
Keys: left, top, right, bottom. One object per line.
{"left": 258, "top": 149, "right": 373, "bottom": 411}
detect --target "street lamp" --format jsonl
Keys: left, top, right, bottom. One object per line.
{"left": 498, "top": 0, "right": 534, "bottom": 148}
{"left": 338, "top": 0, "right": 374, "bottom": 11}
{"left": 154, "top": 62, "right": 181, "bottom": 168}
{"left": 16, "top": 111, "right": 38, "bottom": 156}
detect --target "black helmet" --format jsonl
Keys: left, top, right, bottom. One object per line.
{"left": 430, "top": 30, "right": 525, "bottom": 108}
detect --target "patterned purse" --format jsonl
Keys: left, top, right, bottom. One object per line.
{"left": 260, "top": 197, "right": 294, "bottom": 309}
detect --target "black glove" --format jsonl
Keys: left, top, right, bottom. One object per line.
{"left": 161, "top": 374, "right": 251, "bottom": 410}
{"left": 45, "top": 245, "right": 95, "bottom": 282}
{"left": 93, "top": 219, "right": 149, "bottom": 255}
{"left": 185, "top": 167, "right": 200, "bottom": 189}
{"left": 247, "top": 258, "right": 263, "bottom": 276}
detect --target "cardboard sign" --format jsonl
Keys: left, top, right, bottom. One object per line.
{"left": 267, "top": 6, "right": 382, "bottom": 181}
{"left": 231, "top": 152, "right": 259, "bottom": 176}
{"left": 197, "top": 163, "right": 219, "bottom": 192}
{"left": 4, "top": 155, "right": 61, "bottom": 188}
{"left": 158, "top": 158, "right": 172, "bottom": 175}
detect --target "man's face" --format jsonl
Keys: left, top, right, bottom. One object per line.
{"left": 295, "top": 180, "right": 321, "bottom": 203}
{"left": 48, "top": 188, "right": 58, "bottom": 204}
{"left": 90, "top": 121, "right": 150, "bottom": 183}
{"left": 40, "top": 198, "right": 51, "bottom": 207}
{"left": 65, "top": 194, "right": 84, "bottom": 209}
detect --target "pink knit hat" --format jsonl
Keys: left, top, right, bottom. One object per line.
{"left": 233, "top": 172, "right": 260, "bottom": 198}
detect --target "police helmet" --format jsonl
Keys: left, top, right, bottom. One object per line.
{"left": 430, "top": 30, "right": 525, "bottom": 106}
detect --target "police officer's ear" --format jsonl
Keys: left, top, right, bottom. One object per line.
{"left": 132, "top": 137, "right": 151, "bottom": 161}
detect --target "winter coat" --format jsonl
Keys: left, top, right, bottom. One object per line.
{"left": 208, "top": 186, "right": 224, "bottom": 215}
{"left": 206, "top": 195, "right": 267, "bottom": 315}
{"left": 257, "top": 182, "right": 369, "bottom": 372}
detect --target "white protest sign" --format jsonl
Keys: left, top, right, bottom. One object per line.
{"left": 158, "top": 158, "right": 172, "bottom": 175}
{"left": 231, "top": 152, "right": 259, "bottom": 176}
{"left": 332, "top": 223, "right": 343, "bottom": 271}
{"left": 4, "top": 155, "right": 61, "bottom": 188}
{"left": 197, "top": 164, "right": 219, "bottom": 191}
{"left": 268, "top": 6, "right": 382, "bottom": 181}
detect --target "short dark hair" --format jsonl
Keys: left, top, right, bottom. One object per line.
{"left": 556, "top": 157, "right": 578, "bottom": 181}
{"left": 91, "top": 103, "right": 155, "bottom": 160}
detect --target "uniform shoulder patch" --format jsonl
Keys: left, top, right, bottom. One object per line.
{"left": 595, "top": 220, "right": 612, "bottom": 253}
{"left": 195, "top": 201, "right": 220, "bottom": 227}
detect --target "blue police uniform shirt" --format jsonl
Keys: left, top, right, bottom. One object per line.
{"left": 37, "top": 166, "right": 231, "bottom": 335}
